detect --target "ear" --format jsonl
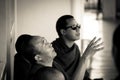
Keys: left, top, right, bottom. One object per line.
{"left": 60, "top": 29, "right": 66, "bottom": 36}
{"left": 34, "top": 54, "right": 42, "bottom": 61}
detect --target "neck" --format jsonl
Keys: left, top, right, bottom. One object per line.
{"left": 37, "top": 61, "right": 53, "bottom": 67}
{"left": 62, "top": 37, "right": 75, "bottom": 48}
{"left": 44, "top": 63, "right": 52, "bottom": 67}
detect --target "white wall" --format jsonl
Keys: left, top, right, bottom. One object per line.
{"left": 17, "top": 0, "right": 72, "bottom": 42}
{"left": 6, "top": 0, "right": 16, "bottom": 80}
{"left": 0, "top": 0, "right": 15, "bottom": 80}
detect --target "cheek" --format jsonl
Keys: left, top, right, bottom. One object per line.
{"left": 42, "top": 50, "right": 54, "bottom": 58}
{"left": 49, "top": 52, "right": 57, "bottom": 61}
{"left": 65, "top": 32, "right": 75, "bottom": 38}
{"left": 66, "top": 30, "right": 75, "bottom": 35}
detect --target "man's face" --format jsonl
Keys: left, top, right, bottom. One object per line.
{"left": 63, "top": 18, "right": 80, "bottom": 41}
{"left": 30, "top": 36, "right": 56, "bottom": 63}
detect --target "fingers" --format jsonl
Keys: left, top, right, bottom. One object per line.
{"left": 86, "top": 37, "right": 104, "bottom": 52}
{"left": 84, "top": 36, "right": 104, "bottom": 59}
{"left": 94, "top": 37, "right": 101, "bottom": 45}
{"left": 88, "top": 37, "right": 103, "bottom": 48}
{"left": 93, "top": 41, "right": 103, "bottom": 48}
{"left": 87, "top": 37, "right": 101, "bottom": 51}
{"left": 96, "top": 47, "right": 104, "bottom": 51}
{"left": 91, "top": 37, "right": 104, "bottom": 50}
{"left": 93, "top": 42, "right": 104, "bottom": 51}
{"left": 88, "top": 37, "right": 96, "bottom": 47}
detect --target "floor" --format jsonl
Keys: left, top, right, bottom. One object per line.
{"left": 82, "top": 9, "right": 119, "bottom": 80}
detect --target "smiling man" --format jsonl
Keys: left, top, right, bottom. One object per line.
{"left": 14, "top": 34, "right": 65, "bottom": 80}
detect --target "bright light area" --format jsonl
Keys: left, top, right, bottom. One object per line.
{"left": 82, "top": 10, "right": 105, "bottom": 79}
{"left": 82, "top": 11, "right": 103, "bottom": 40}
{"left": 82, "top": 10, "right": 118, "bottom": 79}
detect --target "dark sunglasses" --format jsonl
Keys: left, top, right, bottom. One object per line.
{"left": 65, "top": 24, "right": 81, "bottom": 30}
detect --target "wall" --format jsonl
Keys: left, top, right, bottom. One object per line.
{"left": 0, "top": 0, "right": 15, "bottom": 80}
{"left": 6, "top": 0, "right": 16, "bottom": 80}
{"left": 102, "top": 0, "right": 116, "bottom": 20}
{"left": 0, "top": 1, "right": 7, "bottom": 79}
{"left": 17, "top": 0, "right": 72, "bottom": 42}
{"left": 0, "top": 0, "right": 7, "bottom": 64}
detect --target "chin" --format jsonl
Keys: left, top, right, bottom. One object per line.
{"left": 75, "top": 37, "right": 80, "bottom": 40}
{"left": 70, "top": 37, "right": 80, "bottom": 41}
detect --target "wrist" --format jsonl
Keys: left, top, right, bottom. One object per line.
{"left": 81, "top": 53, "right": 89, "bottom": 61}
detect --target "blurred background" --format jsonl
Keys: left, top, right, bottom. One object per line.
{"left": 0, "top": 0, "right": 120, "bottom": 80}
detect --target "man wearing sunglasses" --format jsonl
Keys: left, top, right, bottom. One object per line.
{"left": 52, "top": 15, "right": 104, "bottom": 80}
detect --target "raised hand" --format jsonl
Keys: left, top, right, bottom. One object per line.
{"left": 82, "top": 37, "right": 104, "bottom": 60}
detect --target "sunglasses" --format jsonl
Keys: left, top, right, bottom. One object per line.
{"left": 65, "top": 24, "right": 81, "bottom": 30}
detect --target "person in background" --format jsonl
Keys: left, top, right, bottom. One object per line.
{"left": 96, "top": 0, "right": 102, "bottom": 20}
{"left": 112, "top": 25, "right": 120, "bottom": 80}
{"left": 14, "top": 34, "right": 65, "bottom": 80}
{"left": 52, "top": 15, "right": 104, "bottom": 80}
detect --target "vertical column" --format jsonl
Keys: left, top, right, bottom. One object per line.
{"left": 71, "top": 0, "right": 85, "bottom": 54}
{"left": 71, "top": 0, "right": 84, "bottom": 23}
{"left": 6, "top": 0, "right": 16, "bottom": 80}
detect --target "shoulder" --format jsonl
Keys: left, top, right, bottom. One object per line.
{"left": 73, "top": 43, "right": 80, "bottom": 51}
{"left": 53, "top": 61, "right": 69, "bottom": 80}
{"left": 74, "top": 43, "right": 79, "bottom": 48}
{"left": 33, "top": 67, "right": 65, "bottom": 80}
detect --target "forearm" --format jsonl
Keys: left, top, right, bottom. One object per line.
{"left": 72, "top": 55, "right": 88, "bottom": 80}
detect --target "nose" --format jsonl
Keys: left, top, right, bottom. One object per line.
{"left": 45, "top": 42, "right": 53, "bottom": 48}
{"left": 41, "top": 37, "right": 47, "bottom": 44}
{"left": 76, "top": 27, "right": 80, "bottom": 32}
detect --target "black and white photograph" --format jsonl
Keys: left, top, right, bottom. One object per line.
{"left": 0, "top": 0, "right": 120, "bottom": 80}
